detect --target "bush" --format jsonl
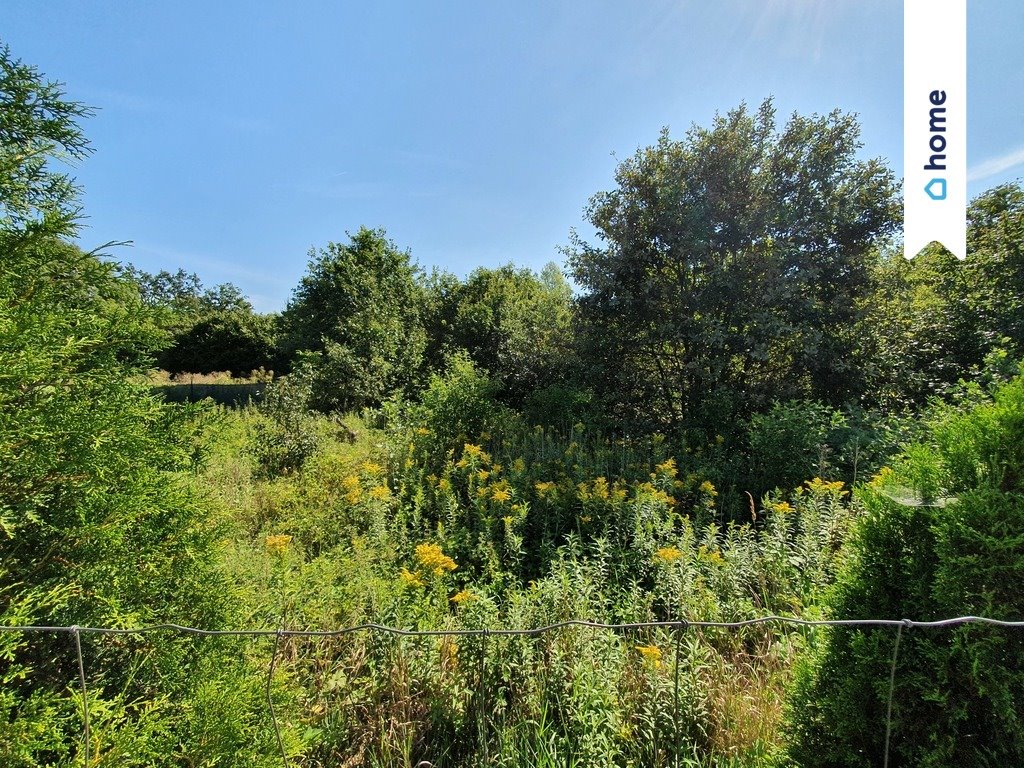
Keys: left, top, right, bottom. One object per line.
{"left": 783, "top": 368, "right": 1024, "bottom": 766}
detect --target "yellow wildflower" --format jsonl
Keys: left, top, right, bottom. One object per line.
{"left": 698, "top": 480, "right": 717, "bottom": 497}
{"left": 450, "top": 589, "right": 475, "bottom": 604}
{"left": 636, "top": 644, "right": 663, "bottom": 669}
{"left": 342, "top": 475, "right": 363, "bottom": 505}
{"left": 361, "top": 461, "right": 384, "bottom": 476}
{"left": 415, "top": 427, "right": 430, "bottom": 436}
{"left": 369, "top": 485, "right": 391, "bottom": 500}
{"left": 698, "top": 545, "right": 725, "bottom": 566}
{"left": 477, "top": 470, "right": 490, "bottom": 482}
{"left": 535, "top": 481, "right": 556, "bottom": 496}
{"left": 806, "top": 477, "right": 847, "bottom": 496}
{"left": 512, "top": 457, "right": 526, "bottom": 473}
{"left": 265, "top": 534, "right": 292, "bottom": 555}
{"left": 654, "top": 457, "right": 678, "bottom": 477}
{"left": 492, "top": 487, "right": 512, "bottom": 503}
{"left": 399, "top": 568, "right": 424, "bottom": 588}
{"left": 414, "top": 543, "right": 457, "bottom": 575}
{"left": 654, "top": 546, "right": 683, "bottom": 564}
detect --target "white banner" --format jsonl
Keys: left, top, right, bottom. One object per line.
{"left": 904, "top": 0, "right": 967, "bottom": 259}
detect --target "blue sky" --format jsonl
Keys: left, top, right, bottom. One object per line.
{"left": 4, "top": 1, "right": 1023, "bottom": 311}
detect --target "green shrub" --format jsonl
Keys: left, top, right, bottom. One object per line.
{"left": 784, "top": 369, "right": 1024, "bottom": 766}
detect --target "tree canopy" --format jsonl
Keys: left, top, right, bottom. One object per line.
{"left": 280, "top": 227, "right": 427, "bottom": 411}
{"left": 567, "top": 100, "right": 900, "bottom": 436}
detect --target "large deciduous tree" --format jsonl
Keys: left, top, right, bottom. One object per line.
{"left": 280, "top": 227, "right": 427, "bottom": 411}
{"left": 566, "top": 100, "right": 900, "bottom": 436}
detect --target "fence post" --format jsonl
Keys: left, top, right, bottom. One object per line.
{"left": 71, "top": 627, "right": 91, "bottom": 768}
{"left": 672, "top": 620, "right": 689, "bottom": 768}
{"left": 266, "top": 629, "right": 289, "bottom": 768}
{"left": 479, "top": 628, "right": 490, "bottom": 765}
{"left": 883, "top": 620, "right": 910, "bottom": 768}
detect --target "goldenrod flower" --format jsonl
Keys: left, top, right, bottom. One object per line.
{"left": 342, "top": 475, "right": 363, "bottom": 505}
{"left": 535, "top": 480, "right": 556, "bottom": 496}
{"left": 414, "top": 543, "right": 457, "bottom": 575}
{"left": 654, "top": 457, "right": 678, "bottom": 477}
{"left": 654, "top": 546, "right": 683, "bottom": 564}
{"left": 369, "top": 485, "right": 391, "bottom": 500}
{"left": 399, "top": 567, "right": 424, "bottom": 588}
{"left": 265, "top": 534, "right": 292, "bottom": 555}
{"left": 636, "top": 644, "right": 663, "bottom": 668}
{"left": 450, "top": 589, "right": 475, "bottom": 604}
{"left": 491, "top": 487, "right": 512, "bottom": 503}
{"left": 698, "top": 545, "right": 725, "bottom": 566}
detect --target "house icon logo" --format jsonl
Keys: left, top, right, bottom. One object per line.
{"left": 925, "top": 178, "right": 947, "bottom": 201}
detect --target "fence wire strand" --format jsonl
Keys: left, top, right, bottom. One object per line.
{"left": 5, "top": 614, "right": 1023, "bottom": 639}
{"left": 2, "top": 614, "right": 1021, "bottom": 765}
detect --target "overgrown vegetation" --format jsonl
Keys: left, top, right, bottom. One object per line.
{"left": 2, "top": 41, "right": 1023, "bottom": 765}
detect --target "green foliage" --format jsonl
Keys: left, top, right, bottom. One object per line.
{"left": 422, "top": 263, "right": 575, "bottom": 406}
{"left": 0, "top": 44, "right": 278, "bottom": 765}
{"left": 123, "top": 265, "right": 279, "bottom": 376}
{"left": 746, "top": 400, "right": 913, "bottom": 500}
{"left": 567, "top": 100, "right": 900, "bottom": 435}
{"left": 861, "top": 183, "right": 1024, "bottom": 410}
{"left": 159, "top": 310, "right": 279, "bottom": 376}
{"left": 247, "top": 366, "right": 326, "bottom": 477}
{"left": 199, "top": 407, "right": 860, "bottom": 767}
{"left": 784, "top": 369, "right": 1024, "bottom": 767}
{"left": 280, "top": 227, "right": 427, "bottom": 411}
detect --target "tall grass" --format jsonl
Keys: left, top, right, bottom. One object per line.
{"left": 185, "top": 405, "right": 859, "bottom": 766}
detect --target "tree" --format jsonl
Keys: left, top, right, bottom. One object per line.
{"left": 422, "top": 262, "right": 575, "bottom": 406}
{"left": 158, "top": 309, "right": 279, "bottom": 376}
{"left": 857, "top": 182, "right": 1024, "bottom": 411}
{"left": 566, "top": 100, "right": 900, "bottom": 436}
{"left": 280, "top": 227, "right": 427, "bottom": 411}
{"left": 0, "top": 44, "right": 263, "bottom": 765}
{"left": 121, "top": 265, "right": 278, "bottom": 376}
{"left": 124, "top": 265, "right": 252, "bottom": 315}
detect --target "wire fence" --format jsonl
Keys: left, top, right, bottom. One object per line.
{"left": 3, "top": 615, "right": 1024, "bottom": 768}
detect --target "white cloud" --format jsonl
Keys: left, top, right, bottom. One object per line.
{"left": 968, "top": 146, "right": 1024, "bottom": 183}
